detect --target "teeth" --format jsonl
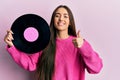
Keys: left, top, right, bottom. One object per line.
{"left": 58, "top": 22, "right": 64, "bottom": 26}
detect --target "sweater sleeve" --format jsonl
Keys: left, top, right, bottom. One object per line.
{"left": 78, "top": 40, "right": 103, "bottom": 74}
{"left": 6, "top": 45, "right": 42, "bottom": 71}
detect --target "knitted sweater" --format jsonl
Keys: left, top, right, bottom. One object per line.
{"left": 6, "top": 36, "right": 103, "bottom": 80}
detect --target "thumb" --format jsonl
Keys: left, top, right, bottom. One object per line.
{"left": 77, "top": 30, "right": 80, "bottom": 38}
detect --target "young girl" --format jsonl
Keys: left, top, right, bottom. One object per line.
{"left": 4, "top": 5, "right": 103, "bottom": 80}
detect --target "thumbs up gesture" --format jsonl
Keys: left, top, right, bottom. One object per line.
{"left": 72, "top": 30, "right": 84, "bottom": 48}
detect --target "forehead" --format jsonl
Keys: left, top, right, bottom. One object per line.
{"left": 55, "top": 7, "right": 68, "bottom": 14}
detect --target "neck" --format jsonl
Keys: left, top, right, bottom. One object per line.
{"left": 56, "top": 30, "right": 69, "bottom": 39}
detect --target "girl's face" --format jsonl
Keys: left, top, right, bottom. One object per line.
{"left": 54, "top": 7, "right": 70, "bottom": 32}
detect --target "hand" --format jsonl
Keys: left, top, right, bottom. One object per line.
{"left": 4, "top": 30, "right": 14, "bottom": 47}
{"left": 72, "top": 30, "right": 84, "bottom": 48}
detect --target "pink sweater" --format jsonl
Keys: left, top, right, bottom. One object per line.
{"left": 6, "top": 36, "right": 103, "bottom": 80}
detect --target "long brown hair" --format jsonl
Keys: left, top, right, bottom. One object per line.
{"left": 36, "top": 5, "right": 77, "bottom": 80}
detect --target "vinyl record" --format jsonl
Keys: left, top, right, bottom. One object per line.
{"left": 11, "top": 14, "right": 50, "bottom": 54}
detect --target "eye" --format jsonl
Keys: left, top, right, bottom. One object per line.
{"left": 55, "top": 14, "right": 60, "bottom": 18}
{"left": 64, "top": 14, "right": 69, "bottom": 18}
{"left": 64, "top": 15, "right": 69, "bottom": 18}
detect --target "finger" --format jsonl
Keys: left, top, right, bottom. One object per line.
{"left": 77, "top": 30, "right": 80, "bottom": 38}
{"left": 9, "top": 33, "right": 14, "bottom": 40}
{"left": 7, "top": 30, "right": 13, "bottom": 34}
{"left": 4, "top": 36, "right": 14, "bottom": 47}
{"left": 6, "top": 34, "right": 13, "bottom": 41}
{"left": 7, "top": 30, "right": 14, "bottom": 40}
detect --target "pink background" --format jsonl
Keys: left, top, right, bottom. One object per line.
{"left": 0, "top": 0, "right": 120, "bottom": 80}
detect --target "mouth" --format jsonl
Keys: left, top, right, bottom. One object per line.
{"left": 57, "top": 22, "right": 65, "bottom": 26}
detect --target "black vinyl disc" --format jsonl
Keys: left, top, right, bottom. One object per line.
{"left": 11, "top": 14, "right": 50, "bottom": 54}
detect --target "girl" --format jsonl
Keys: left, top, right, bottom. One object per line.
{"left": 4, "top": 5, "right": 103, "bottom": 80}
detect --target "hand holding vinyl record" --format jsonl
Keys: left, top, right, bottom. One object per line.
{"left": 4, "top": 30, "right": 14, "bottom": 47}
{"left": 5, "top": 14, "right": 50, "bottom": 54}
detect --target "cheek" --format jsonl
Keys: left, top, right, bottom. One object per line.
{"left": 67, "top": 22, "right": 70, "bottom": 27}
{"left": 54, "top": 20, "right": 57, "bottom": 27}
{"left": 66, "top": 18, "right": 70, "bottom": 25}
{"left": 54, "top": 18, "right": 57, "bottom": 24}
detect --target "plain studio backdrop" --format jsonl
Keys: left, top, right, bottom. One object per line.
{"left": 0, "top": 0, "right": 120, "bottom": 80}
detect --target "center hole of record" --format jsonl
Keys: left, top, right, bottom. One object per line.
{"left": 23, "top": 27, "right": 39, "bottom": 42}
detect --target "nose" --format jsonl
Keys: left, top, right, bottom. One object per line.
{"left": 59, "top": 15, "right": 64, "bottom": 21}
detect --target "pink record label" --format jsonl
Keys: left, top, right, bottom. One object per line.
{"left": 23, "top": 27, "right": 39, "bottom": 42}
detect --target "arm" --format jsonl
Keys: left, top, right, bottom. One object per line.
{"left": 6, "top": 45, "right": 42, "bottom": 71}
{"left": 4, "top": 30, "right": 42, "bottom": 71}
{"left": 78, "top": 40, "right": 103, "bottom": 74}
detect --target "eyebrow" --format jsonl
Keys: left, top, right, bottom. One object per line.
{"left": 55, "top": 13, "right": 69, "bottom": 15}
